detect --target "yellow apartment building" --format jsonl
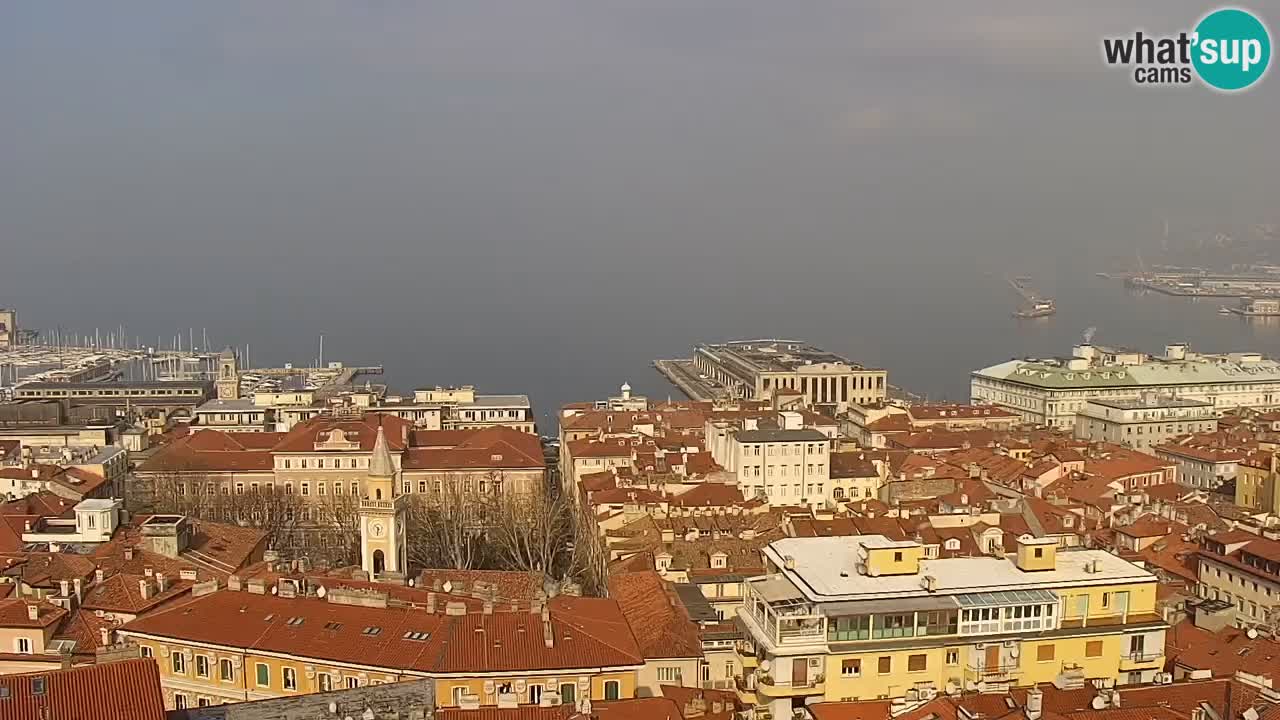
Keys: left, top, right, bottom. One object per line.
{"left": 117, "top": 583, "right": 643, "bottom": 712}
{"left": 734, "top": 535, "right": 1166, "bottom": 720}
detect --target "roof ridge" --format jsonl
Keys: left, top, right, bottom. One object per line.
{"left": 550, "top": 599, "right": 645, "bottom": 664}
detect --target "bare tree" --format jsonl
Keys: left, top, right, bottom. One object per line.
{"left": 404, "top": 474, "right": 488, "bottom": 570}
{"left": 486, "top": 490, "right": 569, "bottom": 575}
{"left": 311, "top": 492, "right": 362, "bottom": 566}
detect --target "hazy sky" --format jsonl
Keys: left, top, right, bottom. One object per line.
{"left": 3, "top": 2, "right": 1278, "bottom": 414}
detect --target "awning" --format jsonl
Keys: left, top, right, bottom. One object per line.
{"left": 823, "top": 596, "right": 960, "bottom": 616}
{"left": 752, "top": 576, "right": 805, "bottom": 603}
{"left": 956, "top": 588, "right": 1058, "bottom": 607}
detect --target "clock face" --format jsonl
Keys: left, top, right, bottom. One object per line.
{"left": 371, "top": 522, "right": 385, "bottom": 538}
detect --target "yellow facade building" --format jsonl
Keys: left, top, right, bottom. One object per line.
{"left": 734, "top": 535, "right": 1166, "bottom": 720}
{"left": 118, "top": 585, "right": 644, "bottom": 711}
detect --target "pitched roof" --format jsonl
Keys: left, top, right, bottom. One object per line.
{"left": 608, "top": 572, "right": 703, "bottom": 660}
{"left": 121, "top": 590, "right": 643, "bottom": 674}
{"left": 403, "top": 426, "right": 544, "bottom": 471}
{"left": 0, "top": 598, "right": 66, "bottom": 629}
{"left": 1172, "top": 621, "right": 1280, "bottom": 677}
{"left": 667, "top": 483, "right": 746, "bottom": 508}
{"left": 0, "top": 658, "right": 165, "bottom": 720}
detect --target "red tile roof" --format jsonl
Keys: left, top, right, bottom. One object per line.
{"left": 593, "top": 697, "right": 684, "bottom": 720}
{"left": 0, "top": 658, "right": 165, "bottom": 720}
{"left": 608, "top": 572, "right": 702, "bottom": 660}
{"left": 667, "top": 484, "right": 746, "bottom": 508}
{"left": 404, "top": 426, "right": 545, "bottom": 470}
{"left": 1115, "top": 516, "right": 1173, "bottom": 538}
{"left": 659, "top": 685, "right": 739, "bottom": 720}
{"left": 0, "top": 598, "right": 66, "bottom": 628}
{"left": 121, "top": 590, "right": 644, "bottom": 674}
{"left": 1172, "top": 622, "right": 1280, "bottom": 678}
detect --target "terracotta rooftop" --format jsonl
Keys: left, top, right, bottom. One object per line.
{"left": 0, "top": 658, "right": 165, "bottom": 720}
{"left": 1115, "top": 516, "right": 1173, "bottom": 538}
{"left": 608, "top": 572, "right": 703, "bottom": 660}
{"left": 0, "top": 598, "right": 66, "bottom": 629}
{"left": 121, "top": 590, "right": 644, "bottom": 674}
{"left": 667, "top": 483, "right": 746, "bottom": 508}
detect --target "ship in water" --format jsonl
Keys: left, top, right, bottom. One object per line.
{"left": 1014, "top": 299, "right": 1057, "bottom": 318}
{"left": 1008, "top": 276, "right": 1057, "bottom": 319}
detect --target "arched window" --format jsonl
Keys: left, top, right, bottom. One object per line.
{"left": 372, "top": 549, "right": 385, "bottom": 575}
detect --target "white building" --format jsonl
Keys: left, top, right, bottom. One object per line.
{"left": 1152, "top": 442, "right": 1242, "bottom": 490}
{"left": 709, "top": 411, "right": 833, "bottom": 507}
{"left": 692, "top": 340, "right": 886, "bottom": 413}
{"left": 972, "top": 343, "right": 1280, "bottom": 429}
{"left": 1074, "top": 395, "right": 1217, "bottom": 450}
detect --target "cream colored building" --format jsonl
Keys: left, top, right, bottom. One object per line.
{"left": 973, "top": 343, "right": 1280, "bottom": 429}
{"left": 692, "top": 340, "right": 886, "bottom": 413}
{"left": 1074, "top": 395, "right": 1217, "bottom": 450}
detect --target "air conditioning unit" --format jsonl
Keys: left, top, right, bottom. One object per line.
{"left": 808, "top": 658, "right": 821, "bottom": 668}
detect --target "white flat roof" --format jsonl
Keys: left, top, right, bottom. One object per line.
{"left": 765, "top": 535, "right": 1154, "bottom": 602}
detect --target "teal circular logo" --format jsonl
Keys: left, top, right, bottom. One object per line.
{"left": 1192, "top": 8, "right": 1271, "bottom": 91}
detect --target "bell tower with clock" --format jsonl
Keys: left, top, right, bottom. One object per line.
{"left": 359, "top": 425, "right": 408, "bottom": 583}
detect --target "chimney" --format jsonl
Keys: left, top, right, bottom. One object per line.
{"left": 99, "top": 627, "right": 113, "bottom": 646}
{"left": 1026, "top": 688, "right": 1043, "bottom": 720}
{"left": 227, "top": 575, "right": 242, "bottom": 591}
{"left": 95, "top": 568, "right": 104, "bottom": 583}
{"left": 156, "top": 573, "right": 167, "bottom": 593}
{"left": 143, "top": 566, "right": 153, "bottom": 578}
{"left": 444, "top": 601, "right": 467, "bottom": 616}
{"left": 138, "top": 578, "right": 151, "bottom": 601}
{"left": 59, "top": 579, "right": 70, "bottom": 597}
{"left": 426, "top": 593, "right": 436, "bottom": 614}
{"left": 26, "top": 604, "right": 39, "bottom": 621}
{"left": 73, "top": 578, "right": 82, "bottom": 602}
{"left": 483, "top": 600, "right": 494, "bottom": 615}
{"left": 124, "top": 547, "right": 134, "bottom": 561}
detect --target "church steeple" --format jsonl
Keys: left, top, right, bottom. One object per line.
{"left": 359, "top": 421, "right": 407, "bottom": 583}
{"left": 215, "top": 347, "right": 240, "bottom": 401}
{"left": 369, "top": 426, "right": 395, "bottom": 478}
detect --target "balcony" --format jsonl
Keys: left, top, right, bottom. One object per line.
{"left": 1119, "top": 651, "right": 1164, "bottom": 670}
{"left": 359, "top": 495, "right": 408, "bottom": 513}
{"left": 964, "top": 663, "right": 1021, "bottom": 685}
{"left": 756, "top": 673, "right": 826, "bottom": 699}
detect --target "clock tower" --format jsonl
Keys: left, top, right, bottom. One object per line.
{"left": 359, "top": 425, "right": 408, "bottom": 583}
{"left": 215, "top": 347, "right": 240, "bottom": 401}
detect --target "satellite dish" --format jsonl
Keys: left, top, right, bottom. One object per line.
{"left": 443, "top": 580, "right": 453, "bottom": 593}
{"left": 316, "top": 585, "right": 327, "bottom": 598}
{"left": 1247, "top": 627, "right": 1259, "bottom": 639}
{"left": 759, "top": 660, "right": 771, "bottom": 672}
{"left": 270, "top": 586, "right": 278, "bottom": 595}
{"left": 1092, "top": 696, "right": 1109, "bottom": 710}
